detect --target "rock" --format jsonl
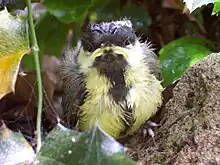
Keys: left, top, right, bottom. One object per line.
{"left": 126, "top": 53, "right": 220, "bottom": 165}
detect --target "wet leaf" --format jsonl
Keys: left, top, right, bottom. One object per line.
{"left": 0, "top": 123, "right": 35, "bottom": 165}
{"left": 95, "top": 3, "right": 151, "bottom": 31}
{"left": 29, "top": 12, "right": 69, "bottom": 65}
{"left": 120, "top": 5, "right": 152, "bottom": 31}
{"left": 212, "top": 0, "right": 220, "bottom": 14}
{"left": 43, "top": 0, "right": 111, "bottom": 24}
{"left": 22, "top": 10, "right": 69, "bottom": 69}
{"left": 94, "top": 1, "right": 121, "bottom": 22}
{"left": 183, "top": 0, "right": 214, "bottom": 13}
{"left": 0, "top": 9, "right": 29, "bottom": 99}
{"left": 160, "top": 36, "right": 214, "bottom": 86}
{"left": 37, "top": 124, "right": 137, "bottom": 165}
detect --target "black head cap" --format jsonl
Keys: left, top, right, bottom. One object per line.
{"left": 81, "top": 19, "right": 137, "bottom": 52}
{"left": 0, "top": 0, "right": 16, "bottom": 7}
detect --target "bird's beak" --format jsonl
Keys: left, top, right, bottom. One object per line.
{"left": 91, "top": 46, "right": 129, "bottom": 61}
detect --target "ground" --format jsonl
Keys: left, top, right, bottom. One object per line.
{"left": 124, "top": 53, "right": 220, "bottom": 165}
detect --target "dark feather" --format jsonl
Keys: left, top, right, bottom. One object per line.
{"left": 0, "top": 0, "right": 15, "bottom": 6}
{"left": 82, "top": 20, "right": 137, "bottom": 51}
{"left": 59, "top": 48, "right": 87, "bottom": 128}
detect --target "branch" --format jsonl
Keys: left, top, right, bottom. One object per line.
{"left": 26, "top": 0, "right": 43, "bottom": 152}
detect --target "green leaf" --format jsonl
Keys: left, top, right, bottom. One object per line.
{"left": 183, "top": 0, "right": 214, "bottom": 13}
{"left": 23, "top": 11, "right": 69, "bottom": 69}
{"left": 212, "top": 0, "right": 220, "bottom": 14}
{"left": 94, "top": 1, "right": 121, "bottom": 22}
{"left": 38, "top": 12, "right": 68, "bottom": 52}
{"left": 43, "top": 0, "right": 90, "bottom": 24}
{"left": 35, "top": 12, "right": 69, "bottom": 56}
{"left": 0, "top": 123, "right": 35, "bottom": 165}
{"left": 95, "top": 3, "right": 151, "bottom": 30}
{"left": 28, "top": 12, "right": 68, "bottom": 65}
{"left": 120, "top": 5, "right": 152, "bottom": 31}
{"left": 37, "top": 124, "right": 137, "bottom": 165}
{"left": 43, "top": 0, "right": 111, "bottom": 24}
{"left": 159, "top": 36, "right": 214, "bottom": 86}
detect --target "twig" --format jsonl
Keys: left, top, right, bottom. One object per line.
{"left": 26, "top": 0, "right": 43, "bottom": 152}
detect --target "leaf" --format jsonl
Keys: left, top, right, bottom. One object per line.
{"left": 0, "top": 9, "right": 29, "bottom": 99}
{"left": 24, "top": 12, "right": 69, "bottom": 68}
{"left": 35, "top": 12, "right": 69, "bottom": 57}
{"left": 43, "top": 0, "right": 111, "bottom": 24}
{"left": 212, "top": 0, "right": 220, "bottom": 14}
{"left": 120, "top": 5, "right": 152, "bottom": 31}
{"left": 37, "top": 124, "right": 137, "bottom": 165}
{"left": 183, "top": 0, "right": 214, "bottom": 13}
{"left": 94, "top": 1, "right": 121, "bottom": 21}
{"left": 43, "top": 0, "right": 89, "bottom": 24}
{"left": 0, "top": 123, "right": 35, "bottom": 165}
{"left": 159, "top": 36, "right": 214, "bottom": 86}
{"left": 23, "top": 11, "right": 70, "bottom": 69}
{"left": 94, "top": 3, "right": 152, "bottom": 31}
{"left": 42, "top": 0, "right": 113, "bottom": 45}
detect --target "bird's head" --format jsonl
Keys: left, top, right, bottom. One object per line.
{"left": 76, "top": 19, "right": 146, "bottom": 75}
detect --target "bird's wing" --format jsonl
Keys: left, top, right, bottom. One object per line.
{"left": 60, "top": 48, "right": 87, "bottom": 128}
{"left": 141, "top": 42, "right": 162, "bottom": 80}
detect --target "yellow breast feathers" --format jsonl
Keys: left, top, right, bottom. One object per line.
{"left": 78, "top": 62, "right": 163, "bottom": 138}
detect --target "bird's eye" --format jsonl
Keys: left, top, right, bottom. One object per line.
{"left": 82, "top": 39, "right": 94, "bottom": 52}
{"left": 87, "top": 44, "right": 93, "bottom": 52}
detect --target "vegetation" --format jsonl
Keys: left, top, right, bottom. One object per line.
{"left": 0, "top": 0, "right": 219, "bottom": 164}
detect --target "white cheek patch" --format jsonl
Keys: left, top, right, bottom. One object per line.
{"left": 126, "top": 41, "right": 144, "bottom": 67}
{"left": 78, "top": 49, "right": 93, "bottom": 73}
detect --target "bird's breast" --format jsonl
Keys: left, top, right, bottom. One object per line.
{"left": 79, "top": 66, "right": 163, "bottom": 138}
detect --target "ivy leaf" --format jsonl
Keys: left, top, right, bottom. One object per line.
{"left": 120, "top": 4, "right": 152, "bottom": 31}
{"left": 0, "top": 9, "right": 29, "bottom": 99}
{"left": 36, "top": 124, "right": 137, "bottom": 165}
{"left": 0, "top": 123, "right": 35, "bottom": 165}
{"left": 36, "top": 12, "right": 69, "bottom": 57}
{"left": 22, "top": 11, "right": 70, "bottom": 69}
{"left": 212, "top": 0, "right": 220, "bottom": 14}
{"left": 43, "top": 0, "right": 111, "bottom": 24}
{"left": 183, "top": 0, "right": 214, "bottom": 13}
{"left": 94, "top": 1, "right": 121, "bottom": 22}
{"left": 160, "top": 36, "right": 214, "bottom": 86}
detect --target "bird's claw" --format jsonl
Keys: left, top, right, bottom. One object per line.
{"left": 143, "top": 121, "right": 161, "bottom": 146}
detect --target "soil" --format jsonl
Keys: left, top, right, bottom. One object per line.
{"left": 124, "top": 53, "right": 220, "bottom": 165}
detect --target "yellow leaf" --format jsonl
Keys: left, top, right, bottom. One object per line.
{"left": 0, "top": 50, "right": 29, "bottom": 99}
{"left": 0, "top": 9, "right": 29, "bottom": 99}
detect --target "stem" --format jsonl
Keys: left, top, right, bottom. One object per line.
{"left": 26, "top": 0, "right": 43, "bottom": 152}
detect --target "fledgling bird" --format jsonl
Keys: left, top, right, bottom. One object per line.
{"left": 60, "top": 19, "right": 163, "bottom": 139}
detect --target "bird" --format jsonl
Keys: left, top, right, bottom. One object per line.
{"left": 59, "top": 19, "right": 163, "bottom": 139}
